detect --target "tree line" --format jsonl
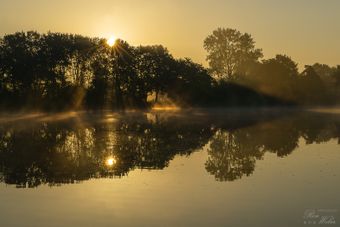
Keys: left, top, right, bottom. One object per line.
{"left": 204, "top": 28, "right": 340, "bottom": 105}
{"left": 0, "top": 29, "right": 339, "bottom": 111}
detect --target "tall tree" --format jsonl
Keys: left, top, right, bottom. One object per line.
{"left": 0, "top": 31, "right": 43, "bottom": 108}
{"left": 110, "top": 39, "right": 136, "bottom": 110}
{"left": 333, "top": 66, "right": 340, "bottom": 87}
{"left": 251, "top": 54, "right": 299, "bottom": 102}
{"left": 87, "top": 38, "right": 112, "bottom": 109}
{"left": 167, "top": 58, "right": 213, "bottom": 106}
{"left": 298, "top": 65, "right": 328, "bottom": 105}
{"left": 204, "top": 28, "right": 263, "bottom": 80}
{"left": 135, "top": 45, "right": 175, "bottom": 103}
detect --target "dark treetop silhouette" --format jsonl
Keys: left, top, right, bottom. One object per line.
{"left": 0, "top": 29, "right": 339, "bottom": 111}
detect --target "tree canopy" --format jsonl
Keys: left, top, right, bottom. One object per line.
{"left": 204, "top": 28, "right": 263, "bottom": 80}
{"left": 0, "top": 29, "right": 339, "bottom": 111}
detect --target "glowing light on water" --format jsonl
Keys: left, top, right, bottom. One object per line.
{"left": 308, "top": 108, "right": 340, "bottom": 114}
{"left": 106, "top": 157, "right": 117, "bottom": 167}
{"left": 152, "top": 105, "right": 180, "bottom": 111}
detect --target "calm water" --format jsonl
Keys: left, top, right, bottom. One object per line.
{"left": 0, "top": 109, "right": 339, "bottom": 227}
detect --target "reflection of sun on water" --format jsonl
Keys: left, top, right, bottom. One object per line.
{"left": 106, "top": 157, "right": 117, "bottom": 167}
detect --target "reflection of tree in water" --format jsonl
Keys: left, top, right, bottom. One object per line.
{"left": 297, "top": 113, "right": 340, "bottom": 145}
{"left": 206, "top": 130, "right": 263, "bottom": 181}
{"left": 0, "top": 123, "right": 103, "bottom": 187}
{"left": 0, "top": 111, "right": 340, "bottom": 187}
{"left": 205, "top": 113, "right": 340, "bottom": 182}
{"left": 0, "top": 113, "right": 214, "bottom": 187}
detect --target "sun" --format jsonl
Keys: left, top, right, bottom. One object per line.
{"left": 106, "top": 36, "right": 117, "bottom": 47}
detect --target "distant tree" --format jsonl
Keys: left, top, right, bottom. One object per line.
{"left": 1, "top": 30, "right": 340, "bottom": 111}
{"left": 67, "top": 35, "right": 97, "bottom": 87}
{"left": 87, "top": 38, "right": 112, "bottom": 109}
{"left": 265, "top": 55, "right": 299, "bottom": 77}
{"left": 39, "top": 33, "right": 79, "bottom": 110}
{"left": 298, "top": 65, "right": 328, "bottom": 104}
{"left": 0, "top": 31, "right": 43, "bottom": 108}
{"left": 251, "top": 54, "right": 299, "bottom": 101}
{"left": 312, "top": 63, "right": 334, "bottom": 79}
{"left": 0, "top": 37, "right": 6, "bottom": 95}
{"left": 135, "top": 45, "right": 175, "bottom": 103}
{"left": 166, "top": 58, "right": 214, "bottom": 106}
{"left": 111, "top": 39, "right": 136, "bottom": 110}
{"left": 332, "top": 66, "right": 340, "bottom": 87}
{"left": 311, "top": 63, "right": 340, "bottom": 104}
{"left": 39, "top": 33, "right": 73, "bottom": 88}
{"left": 312, "top": 63, "right": 338, "bottom": 89}
{"left": 204, "top": 28, "right": 263, "bottom": 80}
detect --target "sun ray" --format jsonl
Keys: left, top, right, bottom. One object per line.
{"left": 106, "top": 36, "right": 117, "bottom": 47}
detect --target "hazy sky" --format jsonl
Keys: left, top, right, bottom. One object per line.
{"left": 1, "top": 0, "right": 339, "bottom": 69}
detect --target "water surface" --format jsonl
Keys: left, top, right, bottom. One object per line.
{"left": 0, "top": 110, "right": 339, "bottom": 227}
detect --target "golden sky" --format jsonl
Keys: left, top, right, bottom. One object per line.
{"left": 1, "top": 0, "right": 339, "bottom": 69}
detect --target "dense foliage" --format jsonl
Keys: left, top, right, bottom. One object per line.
{"left": 0, "top": 29, "right": 339, "bottom": 111}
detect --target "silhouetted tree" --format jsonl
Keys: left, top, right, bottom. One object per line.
{"left": 86, "top": 39, "right": 112, "bottom": 109}
{"left": 312, "top": 63, "right": 334, "bottom": 82}
{"left": 135, "top": 45, "right": 176, "bottom": 104}
{"left": 166, "top": 58, "right": 214, "bottom": 106}
{"left": 0, "top": 30, "right": 340, "bottom": 111}
{"left": 0, "top": 32, "right": 43, "bottom": 108}
{"left": 110, "top": 40, "right": 137, "bottom": 110}
{"left": 204, "top": 28, "right": 263, "bottom": 80}
{"left": 298, "top": 66, "right": 329, "bottom": 105}
{"left": 332, "top": 66, "right": 340, "bottom": 87}
{"left": 250, "top": 55, "right": 299, "bottom": 102}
